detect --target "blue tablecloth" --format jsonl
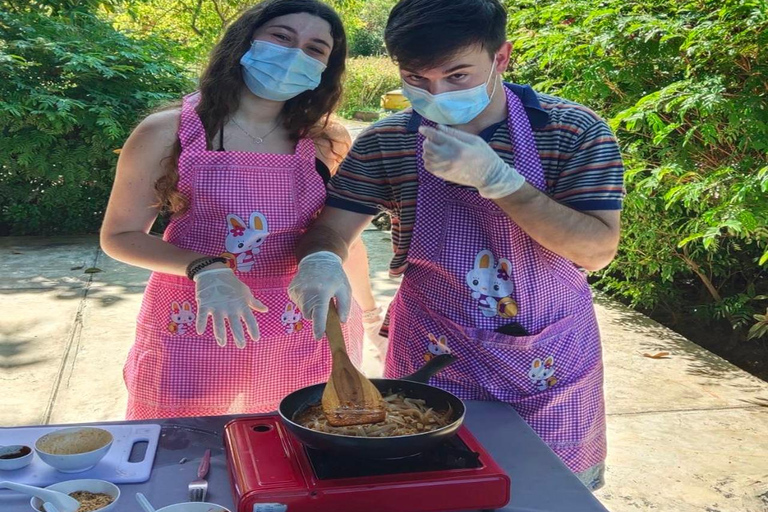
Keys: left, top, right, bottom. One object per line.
{"left": 0, "top": 401, "right": 608, "bottom": 512}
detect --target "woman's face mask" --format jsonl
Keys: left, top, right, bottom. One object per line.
{"left": 240, "top": 40, "right": 327, "bottom": 102}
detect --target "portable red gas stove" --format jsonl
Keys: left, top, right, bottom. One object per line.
{"left": 224, "top": 415, "right": 510, "bottom": 512}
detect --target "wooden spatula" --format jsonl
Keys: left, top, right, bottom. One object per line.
{"left": 321, "top": 300, "right": 386, "bottom": 426}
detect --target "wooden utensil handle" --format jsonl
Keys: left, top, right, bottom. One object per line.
{"left": 325, "top": 300, "right": 347, "bottom": 355}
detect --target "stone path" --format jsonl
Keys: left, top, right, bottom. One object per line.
{"left": 1, "top": 233, "right": 766, "bottom": 511}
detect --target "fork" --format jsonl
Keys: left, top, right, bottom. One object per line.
{"left": 188, "top": 449, "right": 211, "bottom": 502}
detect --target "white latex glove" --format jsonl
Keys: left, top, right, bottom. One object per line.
{"left": 288, "top": 251, "right": 351, "bottom": 340}
{"left": 362, "top": 306, "right": 388, "bottom": 361}
{"left": 362, "top": 306, "right": 384, "bottom": 334}
{"left": 419, "top": 124, "right": 526, "bottom": 199}
{"left": 194, "top": 268, "right": 268, "bottom": 348}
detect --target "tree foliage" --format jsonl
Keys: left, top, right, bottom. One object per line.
{"left": 112, "top": 0, "right": 249, "bottom": 69}
{"left": 345, "top": 0, "right": 395, "bottom": 57}
{"left": 505, "top": 0, "right": 767, "bottom": 339}
{"left": 0, "top": 7, "right": 192, "bottom": 234}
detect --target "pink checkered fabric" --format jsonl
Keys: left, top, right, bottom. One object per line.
{"left": 124, "top": 93, "right": 363, "bottom": 420}
{"left": 384, "top": 87, "right": 606, "bottom": 473}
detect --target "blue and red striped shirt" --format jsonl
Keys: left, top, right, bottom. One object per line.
{"left": 327, "top": 83, "right": 625, "bottom": 276}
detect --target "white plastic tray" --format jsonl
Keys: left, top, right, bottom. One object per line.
{"left": 0, "top": 423, "right": 161, "bottom": 486}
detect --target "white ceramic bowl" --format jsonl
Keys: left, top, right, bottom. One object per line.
{"left": 156, "top": 503, "right": 232, "bottom": 512}
{"left": 30, "top": 479, "right": 120, "bottom": 512}
{"left": 0, "top": 445, "right": 35, "bottom": 471}
{"left": 35, "top": 427, "right": 113, "bottom": 473}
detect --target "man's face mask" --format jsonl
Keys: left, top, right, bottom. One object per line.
{"left": 401, "top": 64, "right": 498, "bottom": 125}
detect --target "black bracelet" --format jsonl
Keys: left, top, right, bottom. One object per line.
{"left": 186, "top": 256, "right": 228, "bottom": 281}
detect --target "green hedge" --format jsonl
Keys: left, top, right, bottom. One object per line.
{"left": 505, "top": 0, "right": 767, "bottom": 339}
{"left": 0, "top": 9, "right": 192, "bottom": 235}
{"left": 338, "top": 56, "right": 401, "bottom": 118}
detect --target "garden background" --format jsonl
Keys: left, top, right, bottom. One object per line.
{"left": 1, "top": 0, "right": 766, "bottom": 378}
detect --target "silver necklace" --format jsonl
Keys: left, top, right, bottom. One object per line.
{"left": 230, "top": 116, "right": 281, "bottom": 144}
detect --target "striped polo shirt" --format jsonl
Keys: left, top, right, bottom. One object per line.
{"left": 327, "top": 83, "right": 625, "bottom": 277}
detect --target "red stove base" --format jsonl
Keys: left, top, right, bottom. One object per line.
{"left": 224, "top": 415, "right": 511, "bottom": 512}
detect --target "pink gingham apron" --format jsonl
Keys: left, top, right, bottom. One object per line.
{"left": 123, "top": 93, "right": 363, "bottom": 420}
{"left": 385, "top": 87, "right": 607, "bottom": 473}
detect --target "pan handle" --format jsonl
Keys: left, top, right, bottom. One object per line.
{"left": 401, "top": 354, "right": 457, "bottom": 384}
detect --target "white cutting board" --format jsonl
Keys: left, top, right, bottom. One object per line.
{"left": 0, "top": 424, "right": 161, "bottom": 486}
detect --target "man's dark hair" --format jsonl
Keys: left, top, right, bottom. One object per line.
{"left": 384, "top": 0, "right": 507, "bottom": 71}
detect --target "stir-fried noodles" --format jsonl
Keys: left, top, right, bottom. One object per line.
{"left": 295, "top": 393, "right": 453, "bottom": 437}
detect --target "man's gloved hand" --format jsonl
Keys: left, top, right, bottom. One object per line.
{"left": 288, "top": 251, "right": 351, "bottom": 340}
{"left": 194, "top": 268, "right": 268, "bottom": 348}
{"left": 419, "top": 124, "right": 526, "bottom": 199}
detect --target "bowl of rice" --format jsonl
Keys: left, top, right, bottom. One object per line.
{"left": 35, "top": 427, "right": 113, "bottom": 473}
{"left": 30, "top": 479, "right": 119, "bottom": 512}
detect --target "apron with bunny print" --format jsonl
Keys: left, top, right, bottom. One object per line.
{"left": 385, "top": 87, "right": 606, "bottom": 474}
{"left": 123, "top": 93, "right": 363, "bottom": 420}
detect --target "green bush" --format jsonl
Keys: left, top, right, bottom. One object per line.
{"left": 0, "top": 9, "right": 193, "bottom": 235}
{"left": 338, "top": 56, "right": 401, "bottom": 117}
{"left": 505, "top": 0, "right": 768, "bottom": 339}
{"left": 348, "top": 28, "right": 386, "bottom": 57}
{"left": 111, "top": 0, "right": 240, "bottom": 69}
{"left": 344, "top": 0, "right": 394, "bottom": 57}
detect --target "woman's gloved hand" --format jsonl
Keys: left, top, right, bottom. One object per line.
{"left": 194, "top": 268, "right": 268, "bottom": 348}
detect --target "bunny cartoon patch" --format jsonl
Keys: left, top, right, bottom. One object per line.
{"left": 424, "top": 333, "right": 451, "bottom": 361}
{"left": 221, "top": 212, "right": 269, "bottom": 272}
{"left": 168, "top": 301, "right": 195, "bottom": 335}
{"left": 528, "top": 356, "right": 558, "bottom": 391}
{"left": 466, "top": 250, "right": 518, "bottom": 318}
{"left": 281, "top": 302, "right": 304, "bottom": 334}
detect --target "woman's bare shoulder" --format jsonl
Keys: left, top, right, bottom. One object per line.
{"left": 134, "top": 108, "right": 181, "bottom": 140}
{"left": 315, "top": 119, "right": 352, "bottom": 172}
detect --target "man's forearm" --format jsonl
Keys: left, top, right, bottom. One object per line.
{"left": 296, "top": 207, "right": 374, "bottom": 263}
{"left": 493, "top": 182, "right": 620, "bottom": 271}
{"left": 296, "top": 224, "right": 351, "bottom": 262}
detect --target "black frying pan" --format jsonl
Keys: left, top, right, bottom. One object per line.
{"left": 278, "top": 354, "right": 464, "bottom": 459}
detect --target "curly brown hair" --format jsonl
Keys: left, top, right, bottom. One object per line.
{"left": 156, "top": 0, "right": 347, "bottom": 214}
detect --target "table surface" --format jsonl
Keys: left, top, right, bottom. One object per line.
{"left": 0, "top": 401, "right": 608, "bottom": 512}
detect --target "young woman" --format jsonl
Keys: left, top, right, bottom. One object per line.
{"left": 101, "top": 0, "right": 380, "bottom": 419}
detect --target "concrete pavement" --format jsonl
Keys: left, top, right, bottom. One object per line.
{"left": 1, "top": 232, "right": 767, "bottom": 511}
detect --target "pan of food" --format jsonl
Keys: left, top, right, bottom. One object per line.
{"left": 278, "top": 354, "right": 464, "bottom": 458}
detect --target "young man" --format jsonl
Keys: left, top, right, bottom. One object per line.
{"left": 289, "top": 0, "right": 624, "bottom": 489}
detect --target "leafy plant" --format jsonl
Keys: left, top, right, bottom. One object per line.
{"left": 505, "top": 0, "right": 768, "bottom": 340}
{"left": 349, "top": 27, "right": 386, "bottom": 57}
{"left": 338, "top": 56, "right": 401, "bottom": 117}
{"left": 2, "top": 0, "right": 124, "bottom": 15}
{"left": 346, "top": 0, "right": 395, "bottom": 56}
{"left": 111, "top": 0, "right": 251, "bottom": 69}
{"left": 0, "top": 8, "right": 192, "bottom": 235}
{"left": 749, "top": 308, "right": 768, "bottom": 340}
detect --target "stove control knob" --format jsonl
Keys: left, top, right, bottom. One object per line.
{"left": 253, "top": 504, "right": 288, "bottom": 512}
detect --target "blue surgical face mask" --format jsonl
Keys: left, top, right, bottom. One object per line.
{"left": 240, "top": 40, "right": 327, "bottom": 102}
{"left": 402, "top": 65, "right": 498, "bottom": 125}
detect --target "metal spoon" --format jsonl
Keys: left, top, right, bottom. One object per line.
{"left": 135, "top": 492, "right": 156, "bottom": 512}
{"left": 0, "top": 481, "right": 79, "bottom": 512}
